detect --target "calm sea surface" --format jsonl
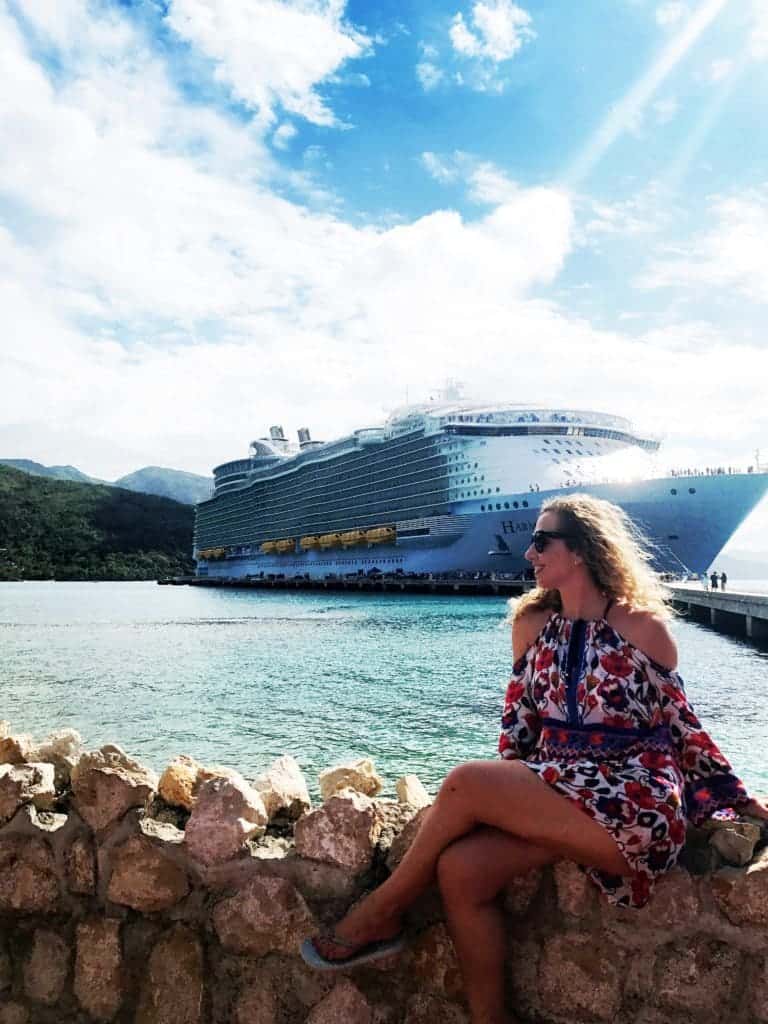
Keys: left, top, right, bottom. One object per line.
{"left": 1, "top": 582, "right": 767, "bottom": 797}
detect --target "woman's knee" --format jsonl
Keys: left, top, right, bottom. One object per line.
{"left": 440, "top": 761, "right": 486, "bottom": 800}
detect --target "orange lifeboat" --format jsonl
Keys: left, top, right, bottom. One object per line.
{"left": 365, "top": 526, "right": 396, "bottom": 545}
{"left": 340, "top": 529, "right": 366, "bottom": 548}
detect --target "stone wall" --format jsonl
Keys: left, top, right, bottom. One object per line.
{"left": 0, "top": 725, "right": 767, "bottom": 1024}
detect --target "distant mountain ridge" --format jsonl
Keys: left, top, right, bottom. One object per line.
{"left": 0, "top": 459, "right": 104, "bottom": 485}
{"left": 0, "top": 459, "right": 212, "bottom": 505}
{"left": 0, "top": 464, "right": 194, "bottom": 580}
{"left": 113, "top": 466, "right": 212, "bottom": 505}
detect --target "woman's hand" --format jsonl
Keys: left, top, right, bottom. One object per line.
{"left": 744, "top": 797, "right": 768, "bottom": 820}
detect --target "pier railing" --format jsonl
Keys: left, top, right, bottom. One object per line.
{"left": 666, "top": 584, "right": 768, "bottom": 642}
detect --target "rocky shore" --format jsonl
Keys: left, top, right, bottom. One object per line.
{"left": 0, "top": 722, "right": 767, "bottom": 1024}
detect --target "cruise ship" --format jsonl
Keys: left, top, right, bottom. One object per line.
{"left": 194, "top": 400, "right": 768, "bottom": 580}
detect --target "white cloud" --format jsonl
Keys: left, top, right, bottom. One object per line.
{"left": 2, "top": 0, "right": 768, "bottom": 506}
{"left": 165, "top": 0, "right": 371, "bottom": 127}
{"left": 420, "top": 151, "right": 459, "bottom": 183}
{"left": 420, "top": 151, "right": 518, "bottom": 203}
{"left": 655, "top": 2, "right": 689, "bottom": 28}
{"left": 580, "top": 187, "right": 671, "bottom": 241}
{"left": 564, "top": 0, "right": 730, "bottom": 185}
{"left": 416, "top": 61, "right": 444, "bottom": 91}
{"left": 640, "top": 187, "right": 768, "bottom": 303}
{"left": 272, "top": 122, "right": 298, "bottom": 149}
{"left": 450, "top": 0, "right": 534, "bottom": 62}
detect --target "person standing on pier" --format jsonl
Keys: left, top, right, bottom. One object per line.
{"left": 301, "top": 494, "right": 767, "bottom": 1024}
{"left": 720, "top": 571, "right": 728, "bottom": 591}
{"left": 710, "top": 570, "right": 719, "bottom": 590}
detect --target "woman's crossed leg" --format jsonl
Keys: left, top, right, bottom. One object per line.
{"left": 311, "top": 760, "right": 630, "bottom": 1023}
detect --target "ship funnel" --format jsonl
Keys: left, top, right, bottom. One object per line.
{"left": 298, "top": 427, "right": 311, "bottom": 446}
{"left": 269, "top": 425, "right": 286, "bottom": 441}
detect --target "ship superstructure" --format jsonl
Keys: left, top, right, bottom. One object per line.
{"left": 194, "top": 402, "right": 768, "bottom": 579}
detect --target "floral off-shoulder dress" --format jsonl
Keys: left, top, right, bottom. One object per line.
{"left": 499, "top": 611, "right": 752, "bottom": 908}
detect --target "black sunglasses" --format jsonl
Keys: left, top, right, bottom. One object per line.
{"left": 530, "top": 530, "right": 574, "bottom": 553}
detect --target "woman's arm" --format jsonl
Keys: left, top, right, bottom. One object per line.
{"left": 511, "top": 608, "right": 550, "bottom": 663}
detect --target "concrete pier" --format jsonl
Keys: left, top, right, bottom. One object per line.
{"left": 667, "top": 585, "right": 768, "bottom": 643}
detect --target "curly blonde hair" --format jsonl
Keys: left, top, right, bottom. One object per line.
{"left": 512, "top": 494, "right": 672, "bottom": 621}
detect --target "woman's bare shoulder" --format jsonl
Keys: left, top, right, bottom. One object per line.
{"left": 608, "top": 604, "right": 678, "bottom": 670}
{"left": 511, "top": 607, "right": 551, "bottom": 662}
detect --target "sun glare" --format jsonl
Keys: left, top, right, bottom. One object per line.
{"left": 563, "top": 0, "right": 732, "bottom": 186}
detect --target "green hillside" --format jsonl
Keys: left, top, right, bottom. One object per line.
{"left": 0, "top": 465, "right": 195, "bottom": 581}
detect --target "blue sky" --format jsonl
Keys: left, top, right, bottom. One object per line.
{"left": 1, "top": 0, "right": 767, "bottom": 550}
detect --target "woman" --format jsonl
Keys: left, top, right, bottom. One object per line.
{"left": 302, "top": 495, "right": 768, "bottom": 1024}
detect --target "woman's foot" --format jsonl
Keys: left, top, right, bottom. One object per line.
{"left": 312, "top": 901, "right": 403, "bottom": 962}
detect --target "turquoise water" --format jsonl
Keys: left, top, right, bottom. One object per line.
{"left": 1, "top": 582, "right": 766, "bottom": 797}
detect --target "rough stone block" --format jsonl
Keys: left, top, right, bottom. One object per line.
{"left": 553, "top": 860, "right": 596, "bottom": 917}
{"left": 627, "top": 867, "right": 700, "bottom": 934}
{"left": 656, "top": 939, "right": 740, "bottom": 1014}
{"left": 71, "top": 745, "right": 158, "bottom": 831}
{"left": 213, "top": 875, "right": 316, "bottom": 957}
{"left": 752, "top": 954, "right": 768, "bottom": 1023}
{"left": 158, "top": 755, "right": 202, "bottom": 810}
{"left": 107, "top": 835, "right": 189, "bottom": 912}
{"left": 23, "top": 928, "right": 69, "bottom": 1005}
{"left": 386, "top": 806, "right": 429, "bottom": 871}
{"left": 135, "top": 925, "right": 203, "bottom": 1024}
{"left": 503, "top": 867, "right": 543, "bottom": 916}
{"left": 0, "top": 938, "right": 11, "bottom": 991}
{"left": 0, "top": 1004, "right": 29, "bottom": 1024}
{"left": 403, "top": 994, "right": 469, "bottom": 1024}
{"left": 185, "top": 776, "right": 268, "bottom": 865}
{"left": 507, "top": 937, "right": 541, "bottom": 1019}
{"left": 0, "top": 763, "right": 55, "bottom": 824}
{"left": 0, "top": 722, "right": 33, "bottom": 765}
{"left": 253, "top": 754, "right": 311, "bottom": 822}
{"left": 710, "top": 824, "right": 761, "bottom": 867}
{"left": 712, "top": 849, "right": 768, "bottom": 925}
{"left": 294, "top": 791, "right": 382, "bottom": 874}
{"left": 29, "top": 728, "right": 83, "bottom": 788}
{"left": 319, "top": 759, "right": 382, "bottom": 801}
{"left": 395, "top": 775, "right": 431, "bottom": 809}
{"left": 66, "top": 834, "right": 96, "bottom": 895}
{"left": 307, "top": 979, "right": 373, "bottom": 1024}
{"left": 74, "top": 918, "right": 124, "bottom": 1022}
{"left": 276, "top": 852, "right": 360, "bottom": 901}
{"left": 408, "top": 923, "right": 463, "bottom": 999}
{"left": 538, "top": 932, "right": 622, "bottom": 1021}
{"left": 0, "top": 837, "right": 59, "bottom": 913}
{"left": 234, "top": 980, "right": 282, "bottom": 1024}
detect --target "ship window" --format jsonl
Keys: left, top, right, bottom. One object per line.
{"left": 522, "top": 500, "right": 529, "bottom": 507}
{"left": 496, "top": 487, "right": 500, "bottom": 492}
{"left": 668, "top": 534, "right": 679, "bottom": 540}
{"left": 670, "top": 488, "right": 677, "bottom": 495}
{"left": 688, "top": 487, "right": 696, "bottom": 494}
{"left": 496, "top": 503, "right": 501, "bottom": 510}
{"left": 481, "top": 505, "right": 485, "bottom": 511}
{"left": 513, "top": 501, "right": 519, "bottom": 509}
{"left": 504, "top": 502, "right": 510, "bottom": 509}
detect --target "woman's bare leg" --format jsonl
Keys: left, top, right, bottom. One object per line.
{"left": 314, "top": 760, "right": 629, "bottom": 956}
{"left": 437, "top": 827, "right": 557, "bottom": 1024}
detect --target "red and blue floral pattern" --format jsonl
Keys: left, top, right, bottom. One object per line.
{"left": 499, "top": 613, "right": 751, "bottom": 908}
